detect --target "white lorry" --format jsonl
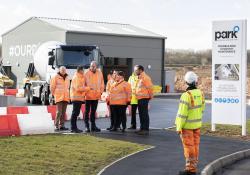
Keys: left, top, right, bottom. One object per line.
{"left": 24, "top": 41, "right": 102, "bottom": 105}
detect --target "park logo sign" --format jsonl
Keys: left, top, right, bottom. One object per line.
{"left": 212, "top": 20, "right": 247, "bottom": 136}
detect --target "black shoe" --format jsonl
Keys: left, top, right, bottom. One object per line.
{"left": 60, "top": 126, "right": 69, "bottom": 131}
{"left": 55, "top": 127, "right": 60, "bottom": 132}
{"left": 106, "top": 126, "right": 113, "bottom": 130}
{"left": 110, "top": 128, "right": 118, "bottom": 132}
{"left": 71, "top": 129, "right": 83, "bottom": 133}
{"left": 91, "top": 127, "right": 101, "bottom": 132}
{"left": 122, "top": 128, "right": 126, "bottom": 133}
{"left": 128, "top": 126, "right": 136, "bottom": 129}
{"left": 178, "top": 170, "right": 196, "bottom": 175}
{"left": 85, "top": 128, "right": 90, "bottom": 133}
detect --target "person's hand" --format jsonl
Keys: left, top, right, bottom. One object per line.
{"left": 127, "top": 101, "right": 131, "bottom": 106}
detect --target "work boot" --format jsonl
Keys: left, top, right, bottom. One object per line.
{"left": 71, "top": 128, "right": 83, "bottom": 133}
{"left": 128, "top": 126, "right": 136, "bottom": 129}
{"left": 85, "top": 127, "right": 90, "bottom": 133}
{"left": 178, "top": 170, "right": 196, "bottom": 175}
{"left": 109, "top": 128, "right": 118, "bottom": 132}
{"left": 91, "top": 126, "right": 101, "bottom": 132}
{"left": 60, "top": 126, "right": 69, "bottom": 131}
{"left": 106, "top": 126, "right": 113, "bottom": 130}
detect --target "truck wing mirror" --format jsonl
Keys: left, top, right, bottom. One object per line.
{"left": 48, "top": 56, "right": 55, "bottom": 69}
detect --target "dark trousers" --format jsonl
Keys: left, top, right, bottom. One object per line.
{"left": 138, "top": 99, "right": 150, "bottom": 130}
{"left": 108, "top": 104, "right": 114, "bottom": 128}
{"left": 131, "top": 104, "right": 138, "bottom": 127}
{"left": 84, "top": 100, "right": 98, "bottom": 128}
{"left": 111, "top": 105, "right": 127, "bottom": 129}
{"left": 71, "top": 101, "right": 83, "bottom": 130}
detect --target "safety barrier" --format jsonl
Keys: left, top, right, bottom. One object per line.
{"left": 0, "top": 101, "right": 151, "bottom": 136}
{"left": 17, "top": 113, "right": 54, "bottom": 135}
{"left": 0, "top": 115, "right": 21, "bottom": 136}
{"left": 0, "top": 89, "right": 25, "bottom": 97}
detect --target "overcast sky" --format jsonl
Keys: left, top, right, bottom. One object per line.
{"left": 0, "top": 0, "right": 250, "bottom": 50}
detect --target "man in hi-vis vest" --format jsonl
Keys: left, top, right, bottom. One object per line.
{"left": 84, "top": 61, "right": 104, "bottom": 132}
{"left": 175, "top": 71, "right": 205, "bottom": 175}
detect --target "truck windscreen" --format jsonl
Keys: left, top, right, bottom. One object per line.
{"left": 57, "top": 50, "right": 94, "bottom": 68}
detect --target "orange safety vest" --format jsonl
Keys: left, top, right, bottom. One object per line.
{"left": 105, "top": 78, "right": 115, "bottom": 102}
{"left": 135, "top": 72, "right": 154, "bottom": 100}
{"left": 70, "top": 72, "right": 90, "bottom": 102}
{"left": 84, "top": 69, "right": 104, "bottom": 100}
{"left": 50, "top": 74, "right": 70, "bottom": 103}
{"left": 109, "top": 80, "right": 132, "bottom": 105}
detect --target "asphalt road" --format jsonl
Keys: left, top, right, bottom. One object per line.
{"left": 13, "top": 97, "right": 250, "bottom": 130}
{"left": 95, "top": 130, "right": 250, "bottom": 175}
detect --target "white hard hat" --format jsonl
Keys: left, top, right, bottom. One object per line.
{"left": 184, "top": 71, "right": 198, "bottom": 84}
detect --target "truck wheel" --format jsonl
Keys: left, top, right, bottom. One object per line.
{"left": 25, "top": 86, "right": 30, "bottom": 103}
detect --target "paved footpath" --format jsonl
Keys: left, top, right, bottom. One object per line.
{"left": 93, "top": 130, "right": 250, "bottom": 175}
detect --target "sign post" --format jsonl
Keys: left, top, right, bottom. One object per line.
{"left": 212, "top": 20, "right": 247, "bottom": 136}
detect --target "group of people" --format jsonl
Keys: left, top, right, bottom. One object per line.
{"left": 50, "top": 61, "right": 153, "bottom": 135}
{"left": 50, "top": 60, "right": 205, "bottom": 175}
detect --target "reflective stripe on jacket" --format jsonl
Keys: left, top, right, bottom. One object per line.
{"left": 84, "top": 69, "right": 104, "bottom": 100}
{"left": 109, "top": 80, "right": 132, "bottom": 105}
{"left": 50, "top": 74, "right": 70, "bottom": 103}
{"left": 70, "top": 72, "right": 90, "bottom": 102}
{"left": 175, "top": 89, "right": 205, "bottom": 131}
{"left": 128, "top": 73, "right": 138, "bottom": 105}
{"left": 135, "top": 72, "right": 154, "bottom": 100}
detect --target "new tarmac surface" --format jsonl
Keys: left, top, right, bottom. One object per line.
{"left": 15, "top": 97, "right": 250, "bottom": 174}
{"left": 93, "top": 130, "right": 250, "bottom": 175}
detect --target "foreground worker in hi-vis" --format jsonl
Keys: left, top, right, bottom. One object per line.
{"left": 175, "top": 71, "right": 205, "bottom": 175}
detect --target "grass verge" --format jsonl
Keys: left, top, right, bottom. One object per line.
{"left": 167, "top": 120, "right": 250, "bottom": 141}
{"left": 201, "top": 120, "right": 250, "bottom": 141}
{"left": 0, "top": 134, "right": 148, "bottom": 175}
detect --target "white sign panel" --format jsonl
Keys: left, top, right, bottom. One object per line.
{"left": 212, "top": 20, "right": 247, "bottom": 127}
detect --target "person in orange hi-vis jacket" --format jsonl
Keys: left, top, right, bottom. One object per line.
{"left": 134, "top": 65, "right": 154, "bottom": 135}
{"left": 50, "top": 66, "right": 70, "bottom": 131}
{"left": 106, "top": 70, "right": 118, "bottom": 130}
{"left": 84, "top": 61, "right": 104, "bottom": 132}
{"left": 70, "top": 66, "right": 90, "bottom": 133}
{"left": 109, "top": 71, "right": 132, "bottom": 132}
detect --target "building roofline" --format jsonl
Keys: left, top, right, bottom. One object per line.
{"left": 2, "top": 17, "right": 34, "bottom": 36}
{"left": 2, "top": 16, "right": 167, "bottom": 39}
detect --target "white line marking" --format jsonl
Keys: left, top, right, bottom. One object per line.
{"left": 97, "top": 146, "right": 155, "bottom": 175}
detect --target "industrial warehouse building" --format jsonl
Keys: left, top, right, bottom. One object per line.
{"left": 2, "top": 17, "right": 166, "bottom": 88}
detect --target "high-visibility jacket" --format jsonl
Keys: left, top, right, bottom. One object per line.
{"left": 84, "top": 69, "right": 104, "bottom": 100}
{"left": 109, "top": 80, "right": 132, "bottom": 105}
{"left": 50, "top": 73, "right": 70, "bottom": 103}
{"left": 106, "top": 78, "right": 115, "bottom": 93}
{"left": 175, "top": 89, "right": 205, "bottom": 131}
{"left": 135, "top": 72, "right": 154, "bottom": 100}
{"left": 70, "top": 72, "right": 90, "bottom": 102}
{"left": 128, "top": 73, "right": 138, "bottom": 104}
